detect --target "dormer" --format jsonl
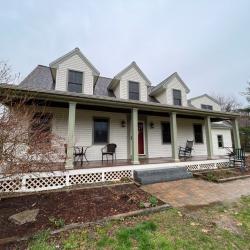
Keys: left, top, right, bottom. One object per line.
{"left": 50, "top": 48, "right": 100, "bottom": 95}
{"left": 188, "top": 94, "right": 221, "bottom": 111}
{"left": 149, "top": 72, "right": 190, "bottom": 106}
{"left": 108, "top": 62, "right": 151, "bottom": 102}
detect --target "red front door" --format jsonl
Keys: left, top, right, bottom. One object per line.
{"left": 138, "top": 122, "right": 144, "bottom": 155}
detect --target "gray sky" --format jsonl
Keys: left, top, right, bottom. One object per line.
{"left": 1, "top": 0, "right": 249, "bottom": 105}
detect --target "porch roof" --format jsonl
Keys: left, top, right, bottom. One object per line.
{"left": 0, "top": 84, "right": 239, "bottom": 119}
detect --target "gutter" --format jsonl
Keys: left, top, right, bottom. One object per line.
{"left": 0, "top": 84, "right": 239, "bottom": 119}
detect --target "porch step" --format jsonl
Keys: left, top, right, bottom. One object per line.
{"left": 134, "top": 166, "right": 193, "bottom": 185}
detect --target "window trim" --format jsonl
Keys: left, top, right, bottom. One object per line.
{"left": 67, "top": 69, "right": 84, "bottom": 93}
{"left": 128, "top": 81, "right": 140, "bottom": 100}
{"left": 92, "top": 117, "right": 110, "bottom": 145}
{"left": 161, "top": 121, "right": 171, "bottom": 144}
{"left": 172, "top": 89, "right": 182, "bottom": 106}
{"left": 193, "top": 123, "right": 204, "bottom": 144}
{"left": 217, "top": 134, "right": 224, "bottom": 148}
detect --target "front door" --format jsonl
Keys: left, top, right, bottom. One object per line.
{"left": 138, "top": 122, "right": 144, "bottom": 155}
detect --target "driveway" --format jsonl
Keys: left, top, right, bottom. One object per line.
{"left": 142, "top": 178, "right": 250, "bottom": 207}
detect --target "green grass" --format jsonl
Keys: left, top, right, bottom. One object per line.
{"left": 28, "top": 230, "right": 56, "bottom": 250}
{"left": 27, "top": 196, "right": 250, "bottom": 250}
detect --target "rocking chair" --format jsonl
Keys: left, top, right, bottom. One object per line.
{"left": 179, "top": 140, "right": 194, "bottom": 159}
{"left": 229, "top": 148, "right": 246, "bottom": 171}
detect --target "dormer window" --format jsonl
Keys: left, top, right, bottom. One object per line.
{"left": 68, "top": 70, "right": 83, "bottom": 93}
{"left": 201, "top": 104, "right": 213, "bottom": 110}
{"left": 173, "top": 89, "right": 182, "bottom": 106}
{"left": 129, "top": 81, "right": 140, "bottom": 100}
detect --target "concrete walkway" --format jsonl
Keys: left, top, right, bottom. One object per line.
{"left": 142, "top": 178, "right": 250, "bottom": 207}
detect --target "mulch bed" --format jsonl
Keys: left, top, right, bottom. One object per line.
{"left": 0, "top": 184, "right": 163, "bottom": 239}
{"left": 193, "top": 167, "right": 250, "bottom": 182}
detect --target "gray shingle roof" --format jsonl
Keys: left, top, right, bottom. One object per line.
{"left": 19, "top": 65, "right": 54, "bottom": 90}
{"left": 94, "top": 76, "right": 115, "bottom": 97}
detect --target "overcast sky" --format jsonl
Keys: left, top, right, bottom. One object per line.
{"left": 1, "top": 0, "right": 249, "bottom": 105}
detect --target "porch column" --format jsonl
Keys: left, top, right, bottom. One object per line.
{"left": 170, "top": 112, "right": 179, "bottom": 161}
{"left": 205, "top": 116, "right": 213, "bottom": 159}
{"left": 232, "top": 118, "right": 241, "bottom": 148}
{"left": 65, "top": 102, "right": 76, "bottom": 169}
{"left": 131, "top": 108, "right": 139, "bottom": 164}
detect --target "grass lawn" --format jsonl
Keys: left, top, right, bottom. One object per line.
{"left": 25, "top": 196, "right": 250, "bottom": 250}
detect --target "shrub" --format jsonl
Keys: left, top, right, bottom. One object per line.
{"left": 49, "top": 217, "right": 65, "bottom": 228}
{"left": 149, "top": 196, "right": 158, "bottom": 207}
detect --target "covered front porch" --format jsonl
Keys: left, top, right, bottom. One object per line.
{"left": 64, "top": 101, "right": 240, "bottom": 170}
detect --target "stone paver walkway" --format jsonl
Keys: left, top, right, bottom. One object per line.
{"left": 142, "top": 178, "right": 250, "bottom": 207}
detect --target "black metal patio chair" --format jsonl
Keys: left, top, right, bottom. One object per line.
{"left": 178, "top": 140, "right": 194, "bottom": 159}
{"left": 229, "top": 148, "right": 246, "bottom": 171}
{"left": 101, "top": 143, "right": 117, "bottom": 163}
{"left": 64, "top": 144, "right": 91, "bottom": 166}
{"left": 74, "top": 146, "right": 91, "bottom": 165}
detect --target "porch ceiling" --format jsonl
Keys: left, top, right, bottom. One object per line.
{"left": 0, "top": 84, "right": 239, "bottom": 120}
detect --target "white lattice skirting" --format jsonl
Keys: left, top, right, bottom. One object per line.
{"left": 0, "top": 168, "right": 133, "bottom": 193}
{"left": 0, "top": 159, "right": 229, "bottom": 193}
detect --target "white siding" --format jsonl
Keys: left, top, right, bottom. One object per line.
{"left": 147, "top": 116, "right": 172, "bottom": 158}
{"left": 147, "top": 116, "right": 207, "bottom": 158}
{"left": 50, "top": 107, "right": 128, "bottom": 161}
{"left": 190, "top": 96, "right": 221, "bottom": 111}
{"left": 177, "top": 118, "right": 207, "bottom": 156}
{"left": 119, "top": 67, "right": 148, "bottom": 102}
{"left": 212, "top": 128, "right": 232, "bottom": 155}
{"left": 113, "top": 83, "right": 120, "bottom": 98}
{"left": 166, "top": 77, "right": 188, "bottom": 106}
{"left": 55, "top": 54, "right": 94, "bottom": 95}
{"left": 155, "top": 91, "right": 167, "bottom": 104}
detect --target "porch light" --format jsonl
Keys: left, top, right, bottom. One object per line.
{"left": 121, "top": 120, "right": 126, "bottom": 127}
{"left": 150, "top": 122, "right": 154, "bottom": 128}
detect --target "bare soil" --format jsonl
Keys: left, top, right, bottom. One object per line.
{"left": 194, "top": 167, "right": 250, "bottom": 182}
{"left": 0, "top": 184, "right": 163, "bottom": 239}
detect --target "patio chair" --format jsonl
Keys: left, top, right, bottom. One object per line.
{"left": 64, "top": 144, "right": 91, "bottom": 165}
{"left": 101, "top": 143, "right": 117, "bottom": 163}
{"left": 178, "top": 140, "right": 194, "bottom": 159}
{"left": 74, "top": 146, "right": 91, "bottom": 165}
{"left": 229, "top": 148, "right": 246, "bottom": 171}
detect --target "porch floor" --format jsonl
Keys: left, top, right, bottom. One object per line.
{"left": 71, "top": 155, "right": 228, "bottom": 170}
{"left": 15, "top": 155, "right": 229, "bottom": 173}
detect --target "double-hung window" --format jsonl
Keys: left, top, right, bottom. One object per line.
{"left": 93, "top": 118, "right": 109, "bottom": 144}
{"left": 129, "top": 81, "right": 140, "bottom": 100}
{"left": 68, "top": 70, "right": 83, "bottom": 93}
{"left": 201, "top": 104, "right": 213, "bottom": 110}
{"left": 193, "top": 124, "right": 203, "bottom": 143}
{"left": 173, "top": 89, "right": 182, "bottom": 106}
{"left": 217, "top": 135, "right": 224, "bottom": 148}
{"left": 161, "top": 122, "right": 171, "bottom": 143}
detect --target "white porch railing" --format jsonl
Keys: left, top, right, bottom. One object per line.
{"left": 0, "top": 159, "right": 229, "bottom": 193}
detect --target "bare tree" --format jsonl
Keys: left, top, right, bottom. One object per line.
{"left": 0, "top": 90, "right": 64, "bottom": 179}
{"left": 242, "top": 81, "right": 250, "bottom": 103}
{"left": 211, "top": 94, "right": 242, "bottom": 112}
{"left": 0, "top": 61, "right": 20, "bottom": 84}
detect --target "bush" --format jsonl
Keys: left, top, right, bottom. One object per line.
{"left": 49, "top": 217, "right": 65, "bottom": 228}
{"left": 149, "top": 196, "right": 158, "bottom": 207}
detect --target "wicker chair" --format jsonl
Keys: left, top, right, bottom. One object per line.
{"left": 101, "top": 143, "right": 117, "bottom": 163}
